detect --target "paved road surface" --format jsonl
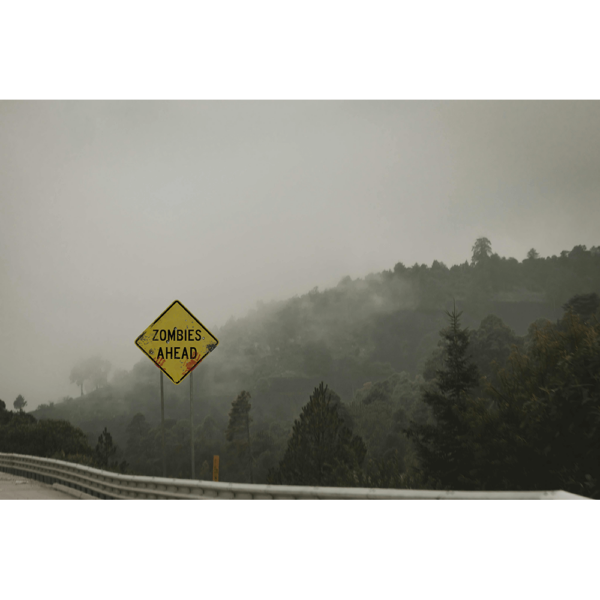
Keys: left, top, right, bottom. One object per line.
{"left": 0, "top": 471, "right": 75, "bottom": 499}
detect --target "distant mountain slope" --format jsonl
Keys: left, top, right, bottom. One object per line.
{"left": 33, "top": 242, "right": 600, "bottom": 440}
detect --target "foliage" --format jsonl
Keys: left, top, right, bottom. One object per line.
{"left": 70, "top": 356, "right": 111, "bottom": 396}
{"left": 562, "top": 292, "right": 600, "bottom": 322}
{"left": 225, "top": 391, "right": 254, "bottom": 482}
{"left": 404, "top": 299, "right": 600, "bottom": 497}
{"left": 23, "top": 240, "right": 600, "bottom": 489}
{"left": 267, "top": 382, "right": 366, "bottom": 487}
{"left": 472, "top": 237, "right": 492, "bottom": 264}
{"left": 360, "top": 450, "right": 405, "bottom": 489}
{"left": 95, "top": 427, "right": 117, "bottom": 468}
{"left": 0, "top": 410, "right": 93, "bottom": 458}
{"left": 13, "top": 394, "right": 27, "bottom": 411}
{"left": 478, "top": 310, "right": 600, "bottom": 497}
{"left": 405, "top": 306, "right": 482, "bottom": 489}
{"left": 225, "top": 391, "right": 252, "bottom": 442}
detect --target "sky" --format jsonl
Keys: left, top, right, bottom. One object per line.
{"left": 1, "top": 100, "right": 600, "bottom": 409}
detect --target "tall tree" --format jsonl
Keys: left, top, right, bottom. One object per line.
{"left": 95, "top": 427, "right": 117, "bottom": 468}
{"left": 268, "top": 382, "right": 366, "bottom": 487}
{"left": 526, "top": 248, "right": 540, "bottom": 260}
{"left": 406, "top": 306, "right": 480, "bottom": 488}
{"left": 482, "top": 308, "right": 600, "bottom": 497}
{"left": 226, "top": 391, "right": 254, "bottom": 483}
{"left": 125, "top": 413, "right": 154, "bottom": 473}
{"left": 70, "top": 357, "right": 111, "bottom": 396}
{"left": 13, "top": 394, "right": 27, "bottom": 411}
{"left": 471, "top": 237, "right": 492, "bottom": 264}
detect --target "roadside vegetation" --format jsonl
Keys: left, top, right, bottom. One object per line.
{"left": 2, "top": 239, "right": 597, "bottom": 496}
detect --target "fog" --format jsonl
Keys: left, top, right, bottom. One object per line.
{"left": 1, "top": 101, "right": 599, "bottom": 409}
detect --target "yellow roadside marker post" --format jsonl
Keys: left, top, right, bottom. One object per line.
{"left": 213, "top": 455, "right": 219, "bottom": 482}
{"left": 135, "top": 300, "right": 219, "bottom": 479}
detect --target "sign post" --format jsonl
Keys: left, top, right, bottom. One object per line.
{"left": 135, "top": 300, "right": 219, "bottom": 479}
{"left": 213, "top": 455, "right": 219, "bottom": 481}
{"left": 160, "top": 371, "right": 166, "bottom": 477}
{"left": 190, "top": 371, "right": 195, "bottom": 480}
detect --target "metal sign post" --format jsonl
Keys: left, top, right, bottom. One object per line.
{"left": 135, "top": 300, "right": 219, "bottom": 479}
{"left": 160, "top": 371, "right": 166, "bottom": 477}
{"left": 190, "top": 371, "right": 195, "bottom": 480}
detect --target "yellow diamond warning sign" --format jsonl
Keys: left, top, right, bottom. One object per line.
{"left": 135, "top": 300, "right": 219, "bottom": 384}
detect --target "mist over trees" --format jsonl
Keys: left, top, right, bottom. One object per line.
{"left": 10, "top": 240, "right": 600, "bottom": 496}
{"left": 70, "top": 357, "right": 111, "bottom": 396}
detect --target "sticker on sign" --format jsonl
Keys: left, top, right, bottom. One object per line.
{"left": 135, "top": 300, "right": 219, "bottom": 384}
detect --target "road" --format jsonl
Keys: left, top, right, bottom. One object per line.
{"left": 0, "top": 471, "right": 75, "bottom": 499}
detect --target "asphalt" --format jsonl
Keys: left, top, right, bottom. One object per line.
{"left": 0, "top": 470, "right": 75, "bottom": 499}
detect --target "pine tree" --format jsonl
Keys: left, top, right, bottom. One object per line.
{"left": 226, "top": 391, "right": 253, "bottom": 483}
{"left": 268, "top": 382, "right": 366, "bottom": 487}
{"left": 406, "top": 306, "right": 480, "bottom": 488}
{"left": 95, "top": 427, "right": 117, "bottom": 469}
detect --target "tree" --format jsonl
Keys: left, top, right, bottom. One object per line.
{"left": 226, "top": 391, "right": 254, "bottom": 483}
{"left": 70, "top": 357, "right": 111, "bottom": 396}
{"left": 13, "top": 394, "right": 27, "bottom": 411}
{"left": 468, "top": 315, "right": 523, "bottom": 388}
{"left": 481, "top": 310, "right": 600, "bottom": 497}
{"left": 471, "top": 237, "right": 492, "bottom": 264}
{"left": 89, "top": 358, "right": 111, "bottom": 390}
{"left": 95, "top": 427, "right": 117, "bottom": 469}
{"left": 410, "top": 301, "right": 600, "bottom": 496}
{"left": 70, "top": 362, "right": 87, "bottom": 397}
{"left": 0, "top": 414, "right": 93, "bottom": 458}
{"left": 268, "top": 382, "right": 367, "bottom": 487}
{"left": 562, "top": 292, "right": 600, "bottom": 322}
{"left": 405, "top": 306, "right": 481, "bottom": 488}
{"left": 0, "top": 399, "right": 6, "bottom": 411}
{"left": 125, "top": 413, "right": 154, "bottom": 473}
{"left": 526, "top": 248, "right": 540, "bottom": 260}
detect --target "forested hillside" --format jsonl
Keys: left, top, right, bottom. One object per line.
{"left": 20, "top": 239, "right": 600, "bottom": 491}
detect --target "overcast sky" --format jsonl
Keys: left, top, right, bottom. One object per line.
{"left": 1, "top": 101, "right": 599, "bottom": 408}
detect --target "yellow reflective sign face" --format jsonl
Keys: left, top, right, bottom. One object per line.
{"left": 135, "top": 300, "right": 219, "bottom": 385}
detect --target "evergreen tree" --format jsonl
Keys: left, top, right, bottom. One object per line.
{"left": 125, "top": 413, "right": 154, "bottom": 472}
{"left": 482, "top": 309, "right": 600, "bottom": 497}
{"left": 268, "top": 382, "right": 366, "bottom": 487}
{"left": 226, "top": 391, "right": 254, "bottom": 483}
{"left": 95, "top": 427, "right": 117, "bottom": 468}
{"left": 471, "top": 237, "right": 492, "bottom": 264}
{"left": 406, "top": 306, "right": 480, "bottom": 488}
{"left": 562, "top": 292, "right": 600, "bottom": 322}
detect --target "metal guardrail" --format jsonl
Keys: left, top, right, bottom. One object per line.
{"left": 0, "top": 453, "right": 590, "bottom": 499}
